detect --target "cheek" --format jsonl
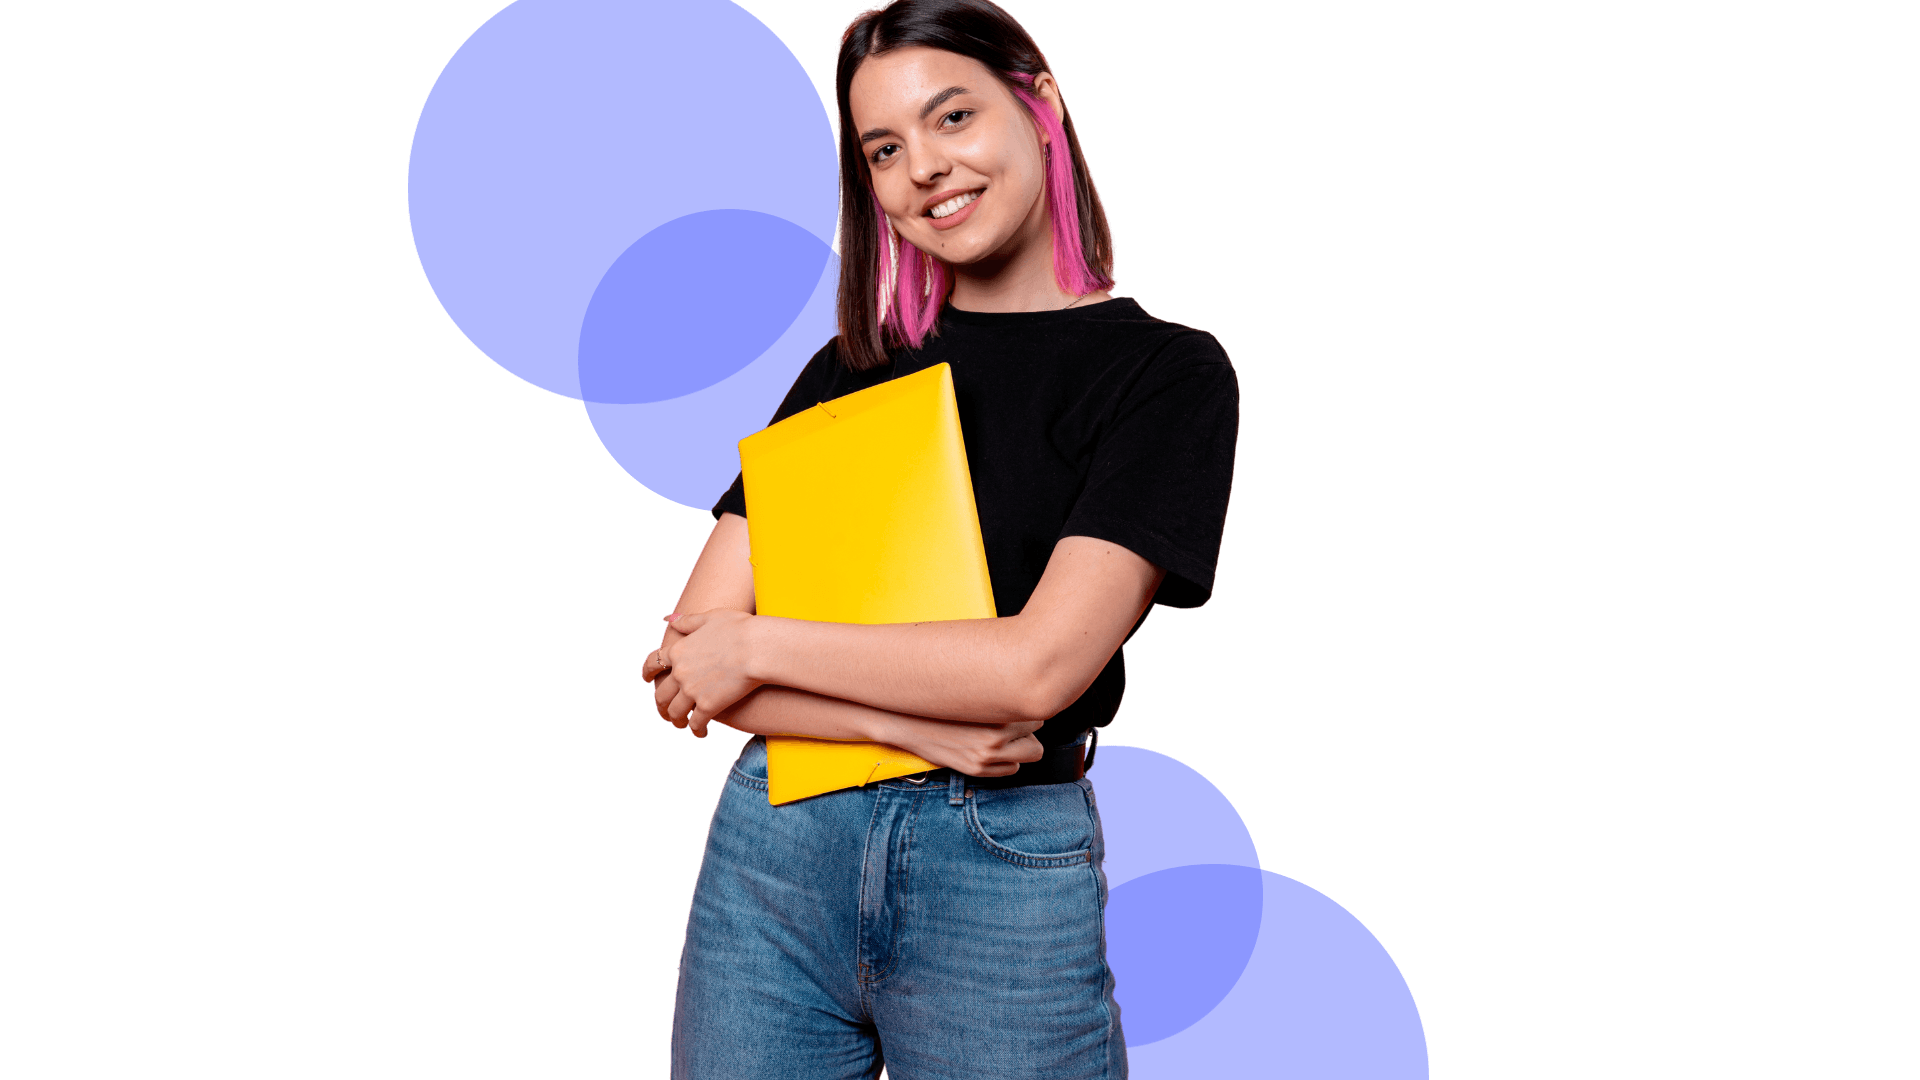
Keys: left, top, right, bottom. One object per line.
{"left": 985, "top": 134, "right": 1044, "bottom": 206}
{"left": 866, "top": 175, "right": 910, "bottom": 230}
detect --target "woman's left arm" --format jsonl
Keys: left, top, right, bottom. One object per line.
{"left": 660, "top": 535, "right": 1164, "bottom": 731}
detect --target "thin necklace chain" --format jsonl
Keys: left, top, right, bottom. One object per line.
{"left": 954, "top": 293, "right": 1095, "bottom": 313}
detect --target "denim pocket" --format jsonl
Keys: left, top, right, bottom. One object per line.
{"left": 726, "top": 734, "right": 770, "bottom": 792}
{"left": 963, "top": 780, "right": 1096, "bottom": 869}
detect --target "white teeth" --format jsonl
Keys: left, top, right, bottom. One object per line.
{"left": 928, "top": 190, "right": 981, "bottom": 219}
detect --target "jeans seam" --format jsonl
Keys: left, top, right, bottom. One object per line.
{"left": 1080, "top": 781, "right": 1101, "bottom": 877}
{"left": 1083, "top": 781, "right": 1121, "bottom": 1079}
{"left": 1095, "top": 853, "right": 1119, "bottom": 1080}
{"left": 864, "top": 797, "right": 917, "bottom": 987}
{"left": 855, "top": 790, "right": 885, "bottom": 1003}
{"left": 726, "top": 765, "right": 768, "bottom": 793}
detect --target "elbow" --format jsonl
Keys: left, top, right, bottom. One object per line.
{"left": 1007, "top": 659, "right": 1087, "bottom": 724}
{"left": 1009, "top": 693, "right": 1057, "bottom": 725}
{"left": 999, "top": 621, "right": 1110, "bottom": 723}
{"left": 1006, "top": 618, "right": 1113, "bottom": 718}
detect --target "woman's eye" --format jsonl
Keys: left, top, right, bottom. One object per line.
{"left": 871, "top": 110, "right": 975, "bottom": 163}
{"left": 941, "top": 109, "right": 972, "bottom": 127}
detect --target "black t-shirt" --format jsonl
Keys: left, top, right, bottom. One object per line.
{"left": 713, "top": 297, "right": 1239, "bottom": 750}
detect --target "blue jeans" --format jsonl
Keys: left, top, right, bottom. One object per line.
{"left": 672, "top": 736, "right": 1126, "bottom": 1080}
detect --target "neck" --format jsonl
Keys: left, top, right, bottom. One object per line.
{"left": 949, "top": 277, "right": 1114, "bottom": 313}
{"left": 945, "top": 203, "right": 1110, "bottom": 314}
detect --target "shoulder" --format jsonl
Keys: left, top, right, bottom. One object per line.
{"left": 770, "top": 338, "right": 880, "bottom": 422}
{"left": 806, "top": 336, "right": 901, "bottom": 392}
{"left": 1079, "top": 299, "right": 1231, "bottom": 368}
{"left": 1095, "top": 303, "right": 1237, "bottom": 403}
{"left": 761, "top": 341, "right": 832, "bottom": 426}
{"left": 797, "top": 337, "right": 844, "bottom": 387}
{"left": 1148, "top": 328, "right": 1236, "bottom": 393}
{"left": 1129, "top": 307, "right": 1232, "bottom": 365}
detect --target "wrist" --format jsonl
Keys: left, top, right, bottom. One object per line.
{"left": 743, "top": 614, "right": 775, "bottom": 685}
{"left": 862, "top": 710, "right": 903, "bottom": 746}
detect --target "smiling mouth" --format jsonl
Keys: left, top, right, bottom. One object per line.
{"left": 927, "top": 189, "right": 983, "bottom": 219}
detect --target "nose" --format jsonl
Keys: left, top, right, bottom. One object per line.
{"left": 906, "top": 141, "right": 952, "bottom": 189}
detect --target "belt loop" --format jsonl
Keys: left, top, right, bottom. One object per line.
{"left": 947, "top": 768, "right": 966, "bottom": 805}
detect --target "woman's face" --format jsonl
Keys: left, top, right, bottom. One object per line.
{"left": 849, "top": 47, "right": 1058, "bottom": 268}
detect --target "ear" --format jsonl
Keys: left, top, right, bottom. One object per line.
{"left": 1028, "top": 72, "right": 1066, "bottom": 139}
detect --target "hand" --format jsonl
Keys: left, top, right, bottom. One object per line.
{"left": 874, "top": 715, "right": 1048, "bottom": 777}
{"left": 643, "top": 638, "right": 702, "bottom": 736}
{"left": 646, "top": 609, "right": 762, "bottom": 735}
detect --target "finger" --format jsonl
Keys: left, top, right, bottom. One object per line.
{"left": 1016, "top": 736, "right": 1046, "bottom": 763}
{"left": 642, "top": 650, "right": 669, "bottom": 684}
{"left": 654, "top": 674, "right": 680, "bottom": 721}
{"left": 671, "top": 612, "right": 707, "bottom": 635}
{"left": 669, "top": 690, "right": 698, "bottom": 727}
{"left": 687, "top": 708, "right": 711, "bottom": 739}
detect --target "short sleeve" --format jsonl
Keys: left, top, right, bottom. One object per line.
{"left": 1059, "top": 334, "right": 1239, "bottom": 608}
{"left": 711, "top": 340, "right": 843, "bottom": 520}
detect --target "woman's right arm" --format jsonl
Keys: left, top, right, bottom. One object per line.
{"left": 711, "top": 685, "right": 1044, "bottom": 778}
{"left": 649, "top": 514, "right": 1045, "bottom": 777}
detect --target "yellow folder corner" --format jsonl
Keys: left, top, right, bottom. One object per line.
{"left": 739, "top": 363, "right": 996, "bottom": 805}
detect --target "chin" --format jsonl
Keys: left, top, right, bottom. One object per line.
{"left": 927, "top": 244, "right": 989, "bottom": 269}
{"left": 918, "top": 223, "right": 1013, "bottom": 266}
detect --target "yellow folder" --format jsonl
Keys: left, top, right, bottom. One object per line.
{"left": 738, "top": 362, "right": 996, "bottom": 805}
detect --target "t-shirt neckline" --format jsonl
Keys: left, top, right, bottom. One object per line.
{"left": 938, "top": 296, "right": 1140, "bottom": 328}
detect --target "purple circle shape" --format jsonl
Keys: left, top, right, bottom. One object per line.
{"left": 407, "top": 0, "right": 842, "bottom": 500}
{"left": 1092, "top": 747, "right": 1425, "bottom": 1071}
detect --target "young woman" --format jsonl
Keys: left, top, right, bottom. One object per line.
{"left": 645, "top": 2, "right": 1237, "bottom": 1076}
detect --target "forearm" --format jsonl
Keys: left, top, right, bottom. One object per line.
{"left": 713, "top": 684, "right": 892, "bottom": 742}
{"left": 654, "top": 515, "right": 1037, "bottom": 776}
{"left": 741, "top": 535, "right": 1163, "bottom": 723}
{"left": 748, "top": 615, "right": 1049, "bottom": 724}
{"left": 674, "top": 512, "right": 755, "bottom": 616}
{"left": 661, "top": 535, "right": 1162, "bottom": 729}
{"left": 712, "top": 685, "right": 1045, "bottom": 778}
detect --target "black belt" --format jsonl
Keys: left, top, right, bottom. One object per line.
{"left": 906, "top": 728, "right": 1098, "bottom": 790}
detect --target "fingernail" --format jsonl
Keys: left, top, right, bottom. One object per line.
{"left": 663, "top": 613, "right": 681, "bottom": 623}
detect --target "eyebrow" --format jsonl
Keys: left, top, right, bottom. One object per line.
{"left": 858, "top": 85, "right": 974, "bottom": 145}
